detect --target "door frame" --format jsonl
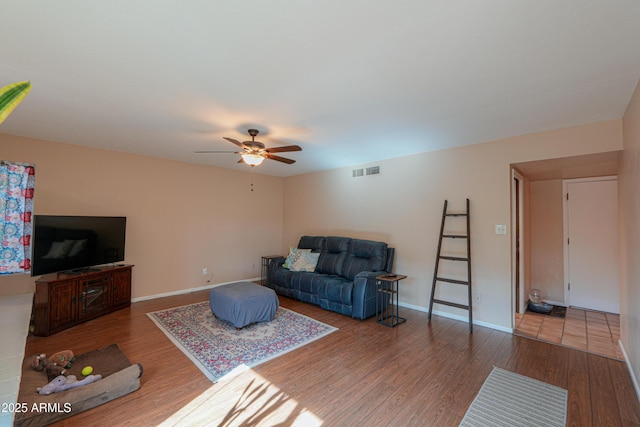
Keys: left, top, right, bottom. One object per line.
{"left": 511, "top": 168, "right": 526, "bottom": 315}
{"left": 562, "top": 175, "right": 618, "bottom": 307}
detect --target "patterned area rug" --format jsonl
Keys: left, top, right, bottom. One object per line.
{"left": 459, "top": 367, "right": 567, "bottom": 427}
{"left": 147, "top": 301, "right": 338, "bottom": 382}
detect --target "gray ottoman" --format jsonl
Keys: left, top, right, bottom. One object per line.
{"left": 209, "top": 282, "right": 279, "bottom": 328}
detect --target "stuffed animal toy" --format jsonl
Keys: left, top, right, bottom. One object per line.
{"left": 49, "top": 350, "right": 75, "bottom": 368}
{"left": 37, "top": 374, "right": 102, "bottom": 395}
{"left": 31, "top": 354, "right": 66, "bottom": 381}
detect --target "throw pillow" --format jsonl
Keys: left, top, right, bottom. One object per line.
{"left": 291, "top": 252, "right": 320, "bottom": 272}
{"left": 282, "top": 247, "right": 297, "bottom": 269}
{"left": 282, "top": 247, "right": 310, "bottom": 269}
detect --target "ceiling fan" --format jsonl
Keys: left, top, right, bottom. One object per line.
{"left": 195, "top": 129, "right": 301, "bottom": 166}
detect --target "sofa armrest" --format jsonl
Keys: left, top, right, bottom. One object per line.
{"left": 267, "top": 257, "right": 286, "bottom": 286}
{"left": 352, "top": 271, "right": 386, "bottom": 319}
{"left": 269, "top": 257, "right": 286, "bottom": 268}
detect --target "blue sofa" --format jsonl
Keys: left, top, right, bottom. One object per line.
{"left": 267, "top": 236, "right": 395, "bottom": 319}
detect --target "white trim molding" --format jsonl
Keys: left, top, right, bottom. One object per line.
{"left": 399, "top": 301, "right": 513, "bottom": 333}
{"left": 131, "top": 277, "right": 261, "bottom": 302}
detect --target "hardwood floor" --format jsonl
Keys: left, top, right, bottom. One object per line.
{"left": 24, "top": 290, "right": 640, "bottom": 426}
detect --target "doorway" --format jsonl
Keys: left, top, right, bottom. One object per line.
{"left": 510, "top": 152, "right": 622, "bottom": 358}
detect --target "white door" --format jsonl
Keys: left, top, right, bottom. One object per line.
{"left": 565, "top": 178, "right": 619, "bottom": 314}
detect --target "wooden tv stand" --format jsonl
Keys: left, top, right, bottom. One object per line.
{"left": 33, "top": 264, "right": 133, "bottom": 336}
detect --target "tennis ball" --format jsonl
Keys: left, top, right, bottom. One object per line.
{"left": 81, "top": 366, "right": 93, "bottom": 376}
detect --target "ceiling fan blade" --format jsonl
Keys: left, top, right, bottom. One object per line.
{"left": 264, "top": 153, "right": 296, "bottom": 164}
{"left": 194, "top": 150, "right": 241, "bottom": 154}
{"left": 223, "top": 137, "right": 246, "bottom": 148}
{"left": 265, "top": 145, "right": 302, "bottom": 153}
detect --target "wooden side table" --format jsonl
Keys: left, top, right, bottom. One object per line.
{"left": 376, "top": 274, "right": 407, "bottom": 327}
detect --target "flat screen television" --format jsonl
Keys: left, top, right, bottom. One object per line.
{"left": 31, "top": 215, "right": 126, "bottom": 276}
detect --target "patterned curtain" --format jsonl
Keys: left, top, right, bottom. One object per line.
{"left": 0, "top": 161, "right": 35, "bottom": 274}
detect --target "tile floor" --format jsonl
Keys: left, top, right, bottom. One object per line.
{"left": 514, "top": 307, "right": 623, "bottom": 360}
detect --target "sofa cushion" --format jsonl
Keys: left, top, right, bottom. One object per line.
{"left": 291, "top": 272, "right": 326, "bottom": 305}
{"left": 316, "top": 236, "right": 350, "bottom": 276}
{"left": 271, "top": 267, "right": 297, "bottom": 298}
{"left": 287, "top": 272, "right": 351, "bottom": 303}
{"left": 342, "top": 239, "right": 388, "bottom": 280}
{"left": 319, "top": 276, "right": 353, "bottom": 306}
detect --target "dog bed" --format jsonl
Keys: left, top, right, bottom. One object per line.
{"left": 14, "top": 344, "right": 143, "bottom": 427}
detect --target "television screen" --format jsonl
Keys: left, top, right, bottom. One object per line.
{"left": 31, "top": 215, "right": 126, "bottom": 276}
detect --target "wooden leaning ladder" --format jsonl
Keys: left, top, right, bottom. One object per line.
{"left": 427, "top": 199, "right": 473, "bottom": 332}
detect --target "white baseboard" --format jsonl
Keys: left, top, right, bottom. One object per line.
{"left": 398, "top": 301, "right": 513, "bottom": 333}
{"left": 618, "top": 340, "right": 640, "bottom": 403}
{"left": 131, "top": 277, "right": 261, "bottom": 303}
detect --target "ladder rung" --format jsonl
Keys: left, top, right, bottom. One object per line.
{"left": 435, "top": 277, "right": 470, "bottom": 285}
{"left": 442, "top": 234, "right": 468, "bottom": 239}
{"left": 439, "top": 256, "right": 469, "bottom": 261}
{"left": 445, "top": 213, "right": 468, "bottom": 217}
{"left": 432, "top": 299, "right": 470, "bottom": 310}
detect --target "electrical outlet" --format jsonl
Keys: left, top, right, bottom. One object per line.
{"left": 202, "top": 268, "right": 208, "bottom": 275}
{"left": 474, "top": 293, "right": 482, "bottom": 304}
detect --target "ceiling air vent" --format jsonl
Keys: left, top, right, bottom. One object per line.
{"left": 366, "top": 166, "right": 380, "bottom": 176}
{"left": 352, "top": 168, "right": 364, "bottom": 177}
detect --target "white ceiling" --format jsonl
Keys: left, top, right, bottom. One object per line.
{"left": 2, "top": 1, "right": 640, "bottom": 177}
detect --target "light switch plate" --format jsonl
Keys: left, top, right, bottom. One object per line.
{"left": 495, "top": 224, "right": 507, "bottom": 235}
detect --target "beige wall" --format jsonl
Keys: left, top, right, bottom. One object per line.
{"left": 621, "top": 80, "right": 640, "bottom": 392}
{"left": 0, "top": 134, "right": 285, "bottom": 299}
{"left": 529, "top": 180, "right": 564, "bottom": 303}
{"left": 283, "top": 120, "right": 623, "bottom": 329}
{"left": 0, "top": 118, "right": 627, "bottom": 331}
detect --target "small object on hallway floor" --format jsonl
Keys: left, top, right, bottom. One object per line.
{"left": 528, "top": 300, "right": 552, "bottom": 314}
{"left": 529, "top": 289, "right": 544, "bottom": 303}
{"left": 527, "top": 301, "right": 566, "bottom": 318}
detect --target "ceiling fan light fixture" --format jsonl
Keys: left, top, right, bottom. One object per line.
{"left": 241, "top": 153, "right": 264, "bottom": 166}
{"left": 198, "top": 129, "right": 300, "bottom": 166}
